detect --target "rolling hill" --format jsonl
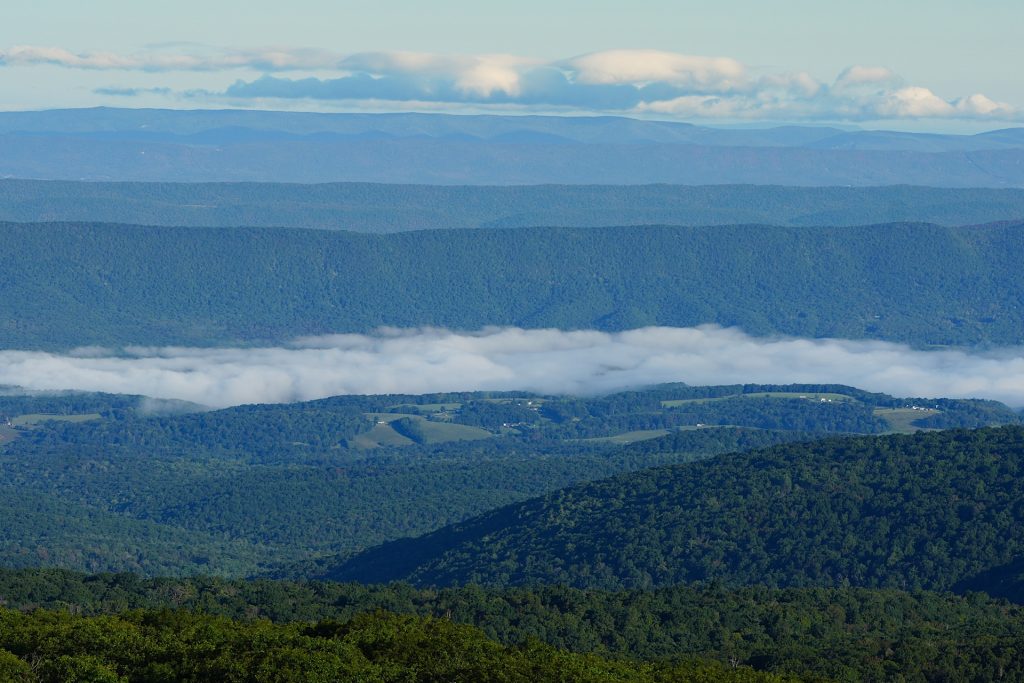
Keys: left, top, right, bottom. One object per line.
{"left": 328, "top": 425, "right": 1024, "bottom": 593}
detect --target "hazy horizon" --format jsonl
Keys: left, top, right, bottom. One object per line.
{"left": 3, "top": 1, "right": 1022, "bottom": 132}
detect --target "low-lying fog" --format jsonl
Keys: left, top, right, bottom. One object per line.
{"left": 2, "top": 326, "right": 1024, "bottom": 408}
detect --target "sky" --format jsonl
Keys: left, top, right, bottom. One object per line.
{"left": 1, "top": 1, "right": 1022, "bottom": 130}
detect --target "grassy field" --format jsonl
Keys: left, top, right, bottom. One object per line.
{"left": 582, "top": 429, "right": 671, "bottom": 445}
{"left": 387, "top": 403, "right": 463, "bottom": 414}
{"left": 354, "top": 413, "right": 493, "bottom": 448}
{"left": 661, "top": 392, "right": 855, "bottom": 408}
{"left": 349, "top": 422, "right": 416, "bottom": 449}
{"left": 874, "top": 407, "right": 941, "bottom": 433}
{"left": 364, "top": 412, "right": 419, "bottom": 423}
{"left": 481, "top": 397, "right": 546, "bottom": 405}
{"left": 415, "top": 420, "right": 493, "bottom": 443}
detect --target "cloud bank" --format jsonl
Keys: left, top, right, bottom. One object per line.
{"left": 218, "top": 50, "right": 1018, "bottom": 122}
{"left": 2, "top": 44, "right": 1016, "bottom": 122}
{"left": 2, "top": 326, "right": 1024, "bottom": 409}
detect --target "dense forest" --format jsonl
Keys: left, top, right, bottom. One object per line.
{"left": 2, "top": 568, "right": 1024, "bottom": 680}
{"left": 6, "top": 181, "right": 1024, "bottom": 232}
{"left": 330, "top": 426, "right": 1024, "bottom": 594}
{"left": 0, "top": 606, "right": 811, "bottom": 683}
{"left": 1, "top": 385, "right": 1015, "bottom": 577}
{"left": 3, "top": 221, "right": 1024, "bottom": 348}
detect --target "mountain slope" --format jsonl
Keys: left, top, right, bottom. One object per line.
{"left": 2, "top": 221, "right": 1024, "bottom": 349}
{"left": 328, "top": 426, "right": 1024, "bottom": 591}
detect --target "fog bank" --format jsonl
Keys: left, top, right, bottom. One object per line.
{"left": 2, "top": 326, "right": 1024, "bottom": 408}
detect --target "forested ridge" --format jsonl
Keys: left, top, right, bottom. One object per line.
{"left": 5, "top": 181, "right": 1024, "bottom": 231}
{"left": 331, "top": 426, "right": 1024, "bottom": 595}
{"left": 3, "top": 221, "right": 1024, "bottom": 348}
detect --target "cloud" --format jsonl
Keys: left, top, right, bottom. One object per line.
{"left": 0, "top": 45, "right": 340, "bottom": 71}
{"left": 93, "top": 86, "right": 173, "bottom": 97}
{"left": 834, "top": 65, "right": 902, "bottom": 89}
{"left": 2, "top": 44, "right": 1019, "bottom": 122}
{"left": 955, "top": 93, "right": 1014, "bottom": 117}
{"left": 877, "top": 86, "right": 957, "bottom": 118}
{"left": 219, "top": 49, "right": 1019, "bottom": 123}
{"left": 560, "top": 50, "right": 746, "bottom": 90}
{"left": 1, "top": 326, "right": 1024, "bottom": 409}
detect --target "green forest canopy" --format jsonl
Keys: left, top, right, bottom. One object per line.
{"left": 2, "top": 221, "right": 1024, "bottom": 348}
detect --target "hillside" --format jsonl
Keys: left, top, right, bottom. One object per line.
{"left": 2, "top": 221, "right": 1024, "bottom": 349}
{"left": 6, "top": 181, "right": 1024, "bottom": 231}
{"left": 329, "top": 426, "right": 1024, "bottom": 592}
{"left": 12, "top": 382, "right": 995, "bottom": 576}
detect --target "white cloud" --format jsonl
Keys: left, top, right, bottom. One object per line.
{"left": 835, "top": 65, "right": 901, "bottom": 89}
{"left": 876, "top": 86, "right": 956, "bottom": 118}
{"left": 759, "top": 72, "right": 824, "bottom": 98}
{"left": 955, "top": 93, "right": 1014, "bottom": 117}
{"left": 0, "top": 45, "right": 340, "bottom": 71}
{"left": 2, "top": 326, "right": 1024, "bottom": 408}
{"left": 0, "top": 46, "right": 138, "bottom": 69}
{"left": 455, "top": 59, "right": 528, "bottom": 97}
{"left": 562, "top": 49, "right": 746, "bottom": 91}
{"left": 637, "top": 95, "right": 747, "bottom": 118}
{"left": 336, "top": 52, "right": 535, "bottom": 97}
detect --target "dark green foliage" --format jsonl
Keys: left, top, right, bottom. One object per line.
{"left": 0, "top": 392, "right": 147, "bottom": 419}
{"left": 4, "top": 221, "right": 1024, "bottom": 349}
{"left": 3, "top": 568, "right": 1024, "bottom": 681}
{"left": 388, "top": 417, "right": 429, "bottom": 444}
{"left": 0, "top": 606, "right": 799, "bottom": 683}
{"left": 19, "top": 401, "right": 373, "bottom": 460}
{"left": 954, "top": 557, "right": 1024, "bottom": 603}
{"left": 5, "top": 181, "right": 1024, "bottom": 231}
{"left": 330, "top": 426, "right": 1024, "bottom": 593}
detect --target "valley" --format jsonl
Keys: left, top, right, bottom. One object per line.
{"left": 1, "top": 95, "right": 1024, "bottom": 679}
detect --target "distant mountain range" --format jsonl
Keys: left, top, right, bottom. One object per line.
{"left": 4, "top": 181, "right": 1024, "bottom": 231}
{"left": 1, "top": 108, "right": 1023, "bottom": 185}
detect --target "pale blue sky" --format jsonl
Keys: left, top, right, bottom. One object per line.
{"left": 1, "top": 0, "right": 1021, "bottom": 130}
